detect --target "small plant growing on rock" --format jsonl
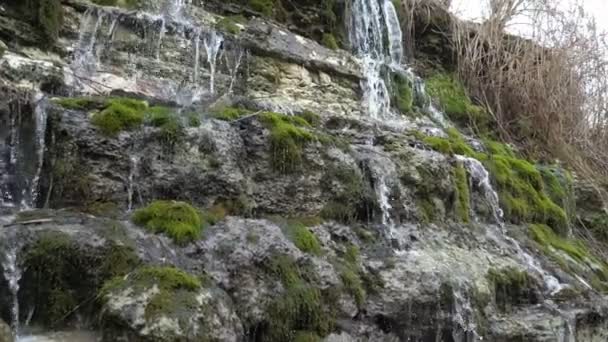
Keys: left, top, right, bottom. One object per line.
{"left": 453, "top": 162, "right": 470, "bottom": 223}
{"left": 288, "top": 223, "right": 322, "bottom": 256}
{"left": 322, "top": 33, "right": 339, "bottom": 50}
{"left": 132, "top": 200, "right": 203, "bottom": 245}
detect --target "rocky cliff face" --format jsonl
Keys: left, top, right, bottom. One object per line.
{"left": 1, "top": 0, "right": 608, "bottom": 341}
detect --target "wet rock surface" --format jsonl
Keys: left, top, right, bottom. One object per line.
{"left": 1, "top": 0, "right": 608, "bottom": 341}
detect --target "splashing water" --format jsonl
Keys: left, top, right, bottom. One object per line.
{"left": 156, "top": 19, "right": 166, "bottom": 60}
{"left": 204, "top": 31, "right": 224, "bottom": 94}
{"left": 3, "top": 248, "right": 22, "bottom": 336}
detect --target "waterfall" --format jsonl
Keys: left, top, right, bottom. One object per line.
{"left": 193, "top": 28, "right": 201, "bottom": 83}
{"left": 382, "top": 0, "right": 403, "bottom": 65}
{"left": 203, "top": 31, "right": 223, "bottom": 94}
{"left": 225, "top": 48, "right": 244, "bottom": 94}
{"left": 2, "top": 248, "right": 22, "bottom": 336}
{"left": 349, "top": 0, "right": 405, "bottom": 119}
{"left": 71, "top": 9, "right": 106, "bottom": 87}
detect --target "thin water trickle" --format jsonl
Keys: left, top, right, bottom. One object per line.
{"left": 382, "top": 0, "right": 403, "bottom": 65}
{"left": 29, "top": 94, "right": 48, "bottom": 208}
{"left": 455, "top": 155, "right": 503, "bottom": 225}
{"left": 156, "top": 19, "right": 166, "bottom": 60}
{"left": 204, "top": 31, "right": 223, "bottom": 94}
{"left": 127, "top": 156, "right": 139, "bottom": 212}
{"left": 71, "top": 10, "right": 106, "bottom": 86}
{"left": 2, "top": 248, "right": 22, "bottom": 336}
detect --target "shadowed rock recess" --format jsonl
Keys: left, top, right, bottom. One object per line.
{"left": 2, "top": 0, "right": 608, "bottom": 341}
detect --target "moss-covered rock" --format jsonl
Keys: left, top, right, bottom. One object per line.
{"left": 530, "top": 224, "right": 608, "bottom": 292}
{"left": 91, "top": 98, "right": 147, "bottom": 136}
{"left": 258, "top": 112, "right": 317, "bottom": 173}
{"left": 486, "top": 267, "right": 539, "bottom": 312}
{"left": 100, "top": 266, "right": 243, "bottom": 341}
{"left": 260, "top": 255, "right": 336, "bottom": 341}
{"left": 390, "top": 72, "right": 414, "bottom": 114}
{"left": 18, "top": 230, "right": 139, "bottom": 328}
{"left": 426, "top": 73, "right": 490, "bottom": 130}
{"left": 453, "top": 161, "right": 470, "bottom": 223}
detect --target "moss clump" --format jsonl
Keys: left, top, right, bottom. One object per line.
{"left": 483, "top": 144, "right": 569, "bottom": 233}
{"left": 390, "top": 72, "right": 414, "bottom": 114}
{"left": 287, "top": 223, "right": 322, "bottom": 256}
{"left": 298, "top": 110, "right": 321, "bottom": 127}
{"left": 186, "top": 112, "right": 201, "bottom": 127}
{"left": 259, "top": 112, "right": 316, "bottom": 173}
{"left": 146, "top": 106, "right": 185, "bottom": 147}
{"left": 216, "top": 16, "right": 245, "bottom": 35}
{"left": 264, "top": 255, "right": 335, "bottom": 341}
{"left": 210, "top": 106, "right": 250, "bottom": 121}
{"left": 426, "top": 73, "right": 489, "bottom": 130}
{"left": 487, "top": 267, "right": 537, "bottom": 312}
{"left": 321, "top": 33, "right": 339, "bottom": 50}
{"left": 92, "top": 98, "right": 147, "bottom": 136}
{"left": 454, "top": 162, "right": 470, "bottom": 223}
{"left": 53, "top": 97, "right": 102, "bottom": 111}
{"left": 423, "top": 128, "right": 478, "bottom": 157}
{"left": 132, "top": 200, "right": 203, "bottom": 245}
{"left": 132, "top": 266, "right": 201, "bottom": 290}
{"left": 340, "top": 268, "right": 365, "bottom": 307}
{"left": 249, "top": 0, "right": 275, "bottom": 16}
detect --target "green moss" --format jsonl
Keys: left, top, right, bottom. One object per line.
{"left": 101, "top": 266, "right": 201, "bottom": 322}
{"left": 288, "top": 224, "right": 322, "bottom": 256}
{"left": 259, "top": 112, "right": 315, "bottom": 173}
{"left": 454, "top": 162, "right": 470, "bottom": 223}
{"left": 249, "top": 0, "right": 275, "bottom": 16}
{"left": 391, "top": 72, "right": 414, "bottom": 113}
{"left": 530, "top": 224, "right": 608, "bottom": 291}
{"left": 36, "top": 0, "right": 63, "bottom": 45}
{"left": 132, "top": 200, "right": 203, "bottom": 245}
{"left": 423, "top": 128, "right": 478, "bottom": 157}
{"left": 145, "top": 106, "right": 185, "bottom": 147}
{"left": 320, "top": 165, "right": 367, "bottom": 224}
{"left": 264, "top": 254, "right": 334, "bottom": 341}
{"left": 487, "top": 267, "right": 535, "bottom": 312}
{"left": 321, "top": 33, "right": 339, "bottom": 50}
{"left": 210, "top": 106, "right": 250, "bottom": 121}
{"left": 186, "top": 112, "right": 201, "bottom": 127}
{"left": 294, "top": 331, "right": 321, "bottom": 342}
{"left": 426, "top": 73, "right": 489, "bottom": 130}
{"left": 53, "top": 97, "right": 102, "bottom": 111}
{"left": 100, "top": 244, "right": 140, "bottom": 278}
{"left": 340, "top": 268, "right": 365, "bottom": 308}
{"left": 92, "top": 98, "right": 147, "bottom": 136}
{"left": 216, "top": 16, "right": 245, "bottom": 35}
{"left": 483, "top": 146, "right": 568, "bottom": 233}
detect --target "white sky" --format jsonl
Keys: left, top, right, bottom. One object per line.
{"left": 450, "top": 0, "right": 608, "bottom": 34}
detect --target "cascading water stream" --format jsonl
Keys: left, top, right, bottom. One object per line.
{"left": 451, "top": 288, "right": 479, "bottom": 342}
{"left": 2, "top": 248, "right": 22, "bottom": 337}
{"left": 203, "top": 31, "right": 224, "bottom": 94}
{"left": 456, "top": 154, "right": 566, "bottom": 296}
